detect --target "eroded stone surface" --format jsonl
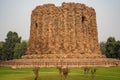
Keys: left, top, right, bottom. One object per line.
{"left": 25, "top": 2, "right": 104, "bottom": 58}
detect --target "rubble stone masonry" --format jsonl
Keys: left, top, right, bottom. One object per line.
{"left": 25, "top": 2, "right": 104, "bottom": 58}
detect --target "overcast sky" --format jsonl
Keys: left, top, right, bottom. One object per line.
{"left": 0, "top": 0, "right": 120, "bottom": 42}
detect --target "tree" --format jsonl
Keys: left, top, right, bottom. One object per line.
{"left": 106, "top": 36, "right": 116, "bottom": 58}
{"left": 114, "top": 41, "right": 120, "bottom": 59}
{"left": 0, "top": 42, "right": 4, "bottom": 60}
{"left": 100, "top": 37, "right": 120, "bottom": 59}
{"left": 100, "top": 42, "right": 106, "bottom": 55}
{"left": 2, "top": 31, "right": 21, "bottom": 60}
{"left": 14, "top": 41, "right": 27, "bottom": 59}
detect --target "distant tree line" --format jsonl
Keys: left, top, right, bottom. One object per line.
{"left": 100, "top": 36, "right": 120, "bottom": 59}
{"left": 0, "top": 31, "right": 28, "bottom": 60}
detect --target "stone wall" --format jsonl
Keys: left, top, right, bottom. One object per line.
{"left": 25, "top": 2, "right": 103, "bottom": 58}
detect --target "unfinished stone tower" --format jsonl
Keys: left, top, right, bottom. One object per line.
{"left": 25, "top": 2, "right": 104, "bottom": 58}
{"left": 1, "top": 3, "right": 120, "bottom": 68}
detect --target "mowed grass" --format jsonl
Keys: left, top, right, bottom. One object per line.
{"left": 0, "top": 67, "right": 120, "bottom": 80}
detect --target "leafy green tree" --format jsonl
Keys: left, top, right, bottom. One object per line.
{"left": 100, "top": 42, "right": 106, "bottom": 55}
{"left": 14, "top": 41, "right": 27, "bottom": 59}
{"left": 2, "top": 31, "right": 21, "bottom": 60}
{"left": 106, "top": 36, "right": 116, "bottom": 58}
{"left": 114, "top": 41, "right": 120, "bottom": 59}
{"left": 100, "top": 37, "right": 120, "bottom": 59}
{"left": 0, "top": 42, "right": 4, "bottom": 60}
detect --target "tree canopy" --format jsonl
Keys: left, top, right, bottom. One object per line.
{"left": 100, "top": 36, "right": 120, "bottom": 59}
{"left": 14, "top": 41, "right": 27, "bottom": 59}
{"left": 2, "top": 31, "right": 21, "bottom": 60}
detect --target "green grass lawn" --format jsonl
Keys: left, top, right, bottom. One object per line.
{"left": 0, "top": 67, "right": 120, "bottom": 80}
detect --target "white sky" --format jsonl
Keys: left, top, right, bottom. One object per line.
{"left": 0, "top": 0, "right": 120, "bottom": 42}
